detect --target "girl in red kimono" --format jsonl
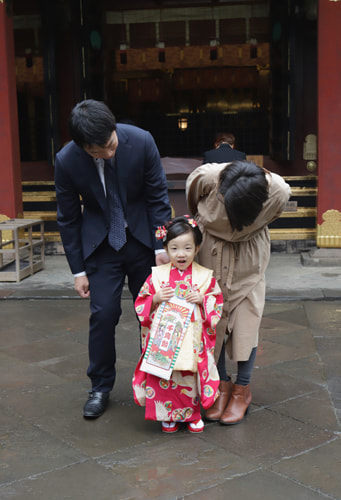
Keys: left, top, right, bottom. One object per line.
{"left": 132, "top": 216, "right": 223, "bottom": 434}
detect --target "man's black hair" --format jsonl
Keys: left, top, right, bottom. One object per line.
{"left": 68, "top": 99, "right": 117, "bottom": 148}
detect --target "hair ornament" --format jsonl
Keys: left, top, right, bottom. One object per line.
{"left": 155, "top": 226, "right": 167, "bottom": 240}
{"left": 160, "top": 281, "right": 170, "bottom": 289}
{"left": 184, "top": 215, "right": 198, "bottom": 228}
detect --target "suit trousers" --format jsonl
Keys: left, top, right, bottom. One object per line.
{"left": 84, "top": 230, "right": 155, "bottom": 392}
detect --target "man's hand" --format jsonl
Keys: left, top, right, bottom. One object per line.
{"left": 74, "top": 275, "right": 90, "bottom": 298}
{"left": 155, "top": 251, "right": 170, "bottom": 266}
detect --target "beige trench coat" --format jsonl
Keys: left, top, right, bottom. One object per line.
{"left": 186, "top": 163, "right": 291, "bottom": 362}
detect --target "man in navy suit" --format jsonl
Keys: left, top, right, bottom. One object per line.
{"left": 55, "top": 100, "right": 171, "bottom": 418}
{"left": 202, "top": 132, "right": 246, "bottom": 164}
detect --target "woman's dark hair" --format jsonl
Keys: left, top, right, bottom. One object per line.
{"left": 218, "top": 161, "right": 269, "bottom": 232}
{"left": 163, "top": 216, "right": 202, "bottom": 247}
{"left": 68, "top": 99, "right": 116, "bottom": 148}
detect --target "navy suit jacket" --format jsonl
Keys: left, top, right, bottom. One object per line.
{"left": 55, "top": 124, "right": 171, "bottom": 274}
{"left": 202, "top": 143, "right": 246, "bottom": 164}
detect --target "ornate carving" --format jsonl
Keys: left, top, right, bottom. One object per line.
{"left": 317, "top": 209, "right": 341, "bottom": 248}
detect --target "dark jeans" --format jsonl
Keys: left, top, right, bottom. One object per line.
{"left": 217, "top": 344, "right": 257, "bottom": 386}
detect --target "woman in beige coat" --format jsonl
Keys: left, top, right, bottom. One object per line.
{"left": 186, "top": 161, "right": 291, "bottom": 425}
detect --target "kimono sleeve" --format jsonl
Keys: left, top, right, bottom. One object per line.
{"left": 201, "top": 277, "right": 223, "bottom": 329}
{"left": 134, "top": 274, "right": 155, "bottom": 327}
{"left": 197, "top": 276, "right": 222, "bottom": 409}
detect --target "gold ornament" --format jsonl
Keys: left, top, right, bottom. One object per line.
{"left": 317, "top": 209, "right": 341, "bottom": 248}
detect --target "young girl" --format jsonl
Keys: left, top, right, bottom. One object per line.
{"left": 132, "top": 215, "right": 223, "bottom": 433}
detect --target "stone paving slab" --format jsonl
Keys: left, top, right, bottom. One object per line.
{"left": 97, "top": 436, "right": 256, "bottom": 498}
{"left": 271, "top": 438, "right": 341, "bottom": 500}
{"left": 0, "top": 460, "right": 144, "bottom": 500}
{"left": 190, "top": 468, "right": 333, "bottom": 500}
{"left": 0, "top": 406, "right": 87, "bottom": 485}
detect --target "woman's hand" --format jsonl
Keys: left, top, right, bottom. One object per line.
{"left": 155, "top": 251, "right": 170, "bottom": 266}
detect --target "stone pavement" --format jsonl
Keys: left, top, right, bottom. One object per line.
{"left": 0, "top": 254, "right": 340, "bottom": 499}
{"left": 1, "top": 253, "right": 341, "bottom": 301}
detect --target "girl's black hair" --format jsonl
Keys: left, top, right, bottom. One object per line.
{"left": 218, "top": 160, "right": 269, "bottom": 232}
{"left": 68, "top": 99, "right": 117, "bottom": 148}
{"left": 163, "top": 216, "right": 202, "bottom": 247}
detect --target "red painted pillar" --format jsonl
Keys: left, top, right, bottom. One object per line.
{"left": 317, "top": 0, "right": 341, "bottom": 247}
{"left": 0, "top": 3, "right": 23, "bottom": 219}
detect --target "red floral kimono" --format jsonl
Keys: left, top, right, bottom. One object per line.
{"left": 132, "top": 262, "right": 223, "bottom": 423}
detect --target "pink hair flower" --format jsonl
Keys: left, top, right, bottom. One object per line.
{"left": 184, "top": 215, "right": 198, "bottom": 228}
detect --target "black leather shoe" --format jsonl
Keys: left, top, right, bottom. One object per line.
{"left": 83, "top": 391, "right": 109, "bottom": 418}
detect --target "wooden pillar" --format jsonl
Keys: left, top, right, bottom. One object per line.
{"left": 0, "top": 2, "right": 22, "bottom": 219}
{"left": 317, "top": 0, "right": 341, "bottom": 247}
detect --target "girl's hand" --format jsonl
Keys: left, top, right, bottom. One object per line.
{"left": 153, "top": 286, "right": 174, "bottom": 305}
{"left": 186, "top": 290, "right": 203, "bottom": 305}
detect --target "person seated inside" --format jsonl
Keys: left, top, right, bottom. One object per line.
{"left": 202, "top": 132, "right": 246, "bottom": 164}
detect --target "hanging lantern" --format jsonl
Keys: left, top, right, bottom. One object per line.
{"left": 25, "top": 48, "right": 33, "bottom": 68}
{"left": 210, "top": 40, "right": 218, "bottom": 60}
{"left": 120, "top": 43, "right": 127, "bottom": 64}
{"left": 178, "top": 117, "right": 188, "bottom": 131}
{"left": 250, "top": 38, "right": 258, "bottom": 59}
{"left": 158, "top": 42, "right": 165, "bottom": 63}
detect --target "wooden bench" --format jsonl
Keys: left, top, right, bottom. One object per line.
{"left": 0, "top": 218, "right": 45, "bottom": 282}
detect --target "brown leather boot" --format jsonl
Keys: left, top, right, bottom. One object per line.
{"left": 205, "top": 380, "right": 232, "bottom": 421}
{"left": 219, "top": 384, "right": 252, "bottom": 425}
